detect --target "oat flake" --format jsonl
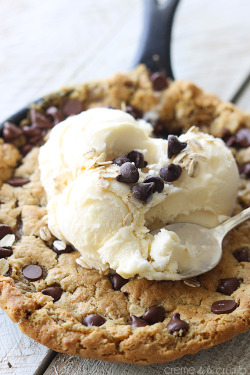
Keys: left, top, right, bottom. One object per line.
{"left": 0, "top": 234, "right": 15, "bottom": 248}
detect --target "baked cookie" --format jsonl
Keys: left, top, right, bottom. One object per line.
{"left": 0, "top": 65, "right": 249, "bottom": 365}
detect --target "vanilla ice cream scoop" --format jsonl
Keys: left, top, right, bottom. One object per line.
{"left": 39, "top": 108, "right": 239, "bottom": 280}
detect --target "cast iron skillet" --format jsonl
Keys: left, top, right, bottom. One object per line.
{"left": 0, "top": 0, "right": 180, "bottom": 132}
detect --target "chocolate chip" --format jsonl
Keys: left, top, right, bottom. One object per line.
{"left": 233, "top": 247, "right": 249, "bottom": 262}
{"left": 142, "top": 306, "right": 165, "bottom": 324}
{"left": 226, "top": 136, "right": 238, "bottom": 148}
{"left": 125, "top": 151, "right": 145, "bottom": 168}
{"left": 7, "top": 177, "right": 30, "bottom": 187}
{"left": 20, "top": 144, "right": 33, "bottom": 156}
{"left": 235, "top": 128, "right": 250, "bottom": 148}
{"left": 22, "top": 265, "right": 43, "bottom": 281}
{"left": 168, "top": 135, "right": 187, "bottom": 158}
{"left": 28, "top": 131, "right": 46, "bottom": 145}
{"left": 0, "top": 224, "right": 14, "bottom": 240}
{"left": 211, "top": 300, "right": 237, "bottom": 314}
{"left": 46, "top": 106, "right": 64, "bottom": 124}
{"left": 153, "top": 119, "right": 169, "bottom": 139}
{"left": 160, "top": 163, "right": 182, "bottom": 182}
{"left": 143, "top": 175, "right": 164, "bottom": 193}
{"left": 110, "top": 273, "right": 128, "bottom": 290}
{"left": 167, "top": 313, "right": 189, "bottom": 334}
{"left": 52, "top": 244, "right": 74, "bottom": 255}
{"left": 3, "top": 122, "right": 23, "bottom": 141}
{"left": 217, "top": 278, "right": 240, "bottom": 295}
{"left": 226, "top": 128, "right": 250, "bottom": 149}
{"left": 242, "top": 163, "right": 250, "bottom": 178}
{"left": 0, "top": 247, "right": 13, "bottom": 258}
{"left": 113, "top": 156, "right": 130, "bottom": 166}
{"left": 132, "top": 182, "right": 155, "bottom": 203}
{"left": 22, "top": 125, "right": 42, "bottom": 138}
{"left": 116, "top": 162, "right": 139, "bottom": 183}
{"left": 63, "top": 99, "right": 83, "bottom": 116}
{"left": 30, "top": 109, "right": 53, "bottom": 129}
{"left": 131, "top": 315, "right": 148, "bottom": 327}
{"left": 82, "top": 314, "right": 106, "bottom": 327}
{"left": 124, "top": 106, "right": 143, "bottom": 119}
{"left": 41, "top": 286, "right": 63, "bottom": 302}
{"left": 150, "top": 72, "right": 167, "bottom": 91}
{"left": 220, "top": 128, "right": 232, "bottom": 142}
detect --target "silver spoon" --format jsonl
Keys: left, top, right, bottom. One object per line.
{"left": 152, "top": 207, "right": 250, "bottom": 279}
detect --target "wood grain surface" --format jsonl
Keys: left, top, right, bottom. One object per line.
{"left": 0, "top": 0, "right": 250, "bottom": 374}
{"left": 0, "top": 309, "right": 54, "bottom": 375}
{"left": 172, "top": 0, "right": 250, "bottom": 104}
{"left": 44, "top": 330, "right": 250, "bottom": 375}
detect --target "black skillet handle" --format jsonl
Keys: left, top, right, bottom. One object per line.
{"left": 1, "top": 0, "right": 180, "bottom": 130}
{"left": 133, "top": 0, "right": 180, "bottom": 79}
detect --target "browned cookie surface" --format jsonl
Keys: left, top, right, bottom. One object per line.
{"left": 0, "top": 65, "right": 249, "bottom": 364}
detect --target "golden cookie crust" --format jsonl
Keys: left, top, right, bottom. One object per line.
{"left": 0, "top": 65, "right": 249, "bottom": 365}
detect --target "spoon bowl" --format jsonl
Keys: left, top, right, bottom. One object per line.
{"left": 152, "top": 207, "right": 250, "bottom": 279}
{"left": 162, "top": 222, "right": 222, "bottom": 278}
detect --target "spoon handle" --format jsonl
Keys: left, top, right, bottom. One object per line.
{"left": 133, "top": 0, "right": 180, "bottom": 77}
{"left": 215, "top": 207, "right": 250, "bottom": 239}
